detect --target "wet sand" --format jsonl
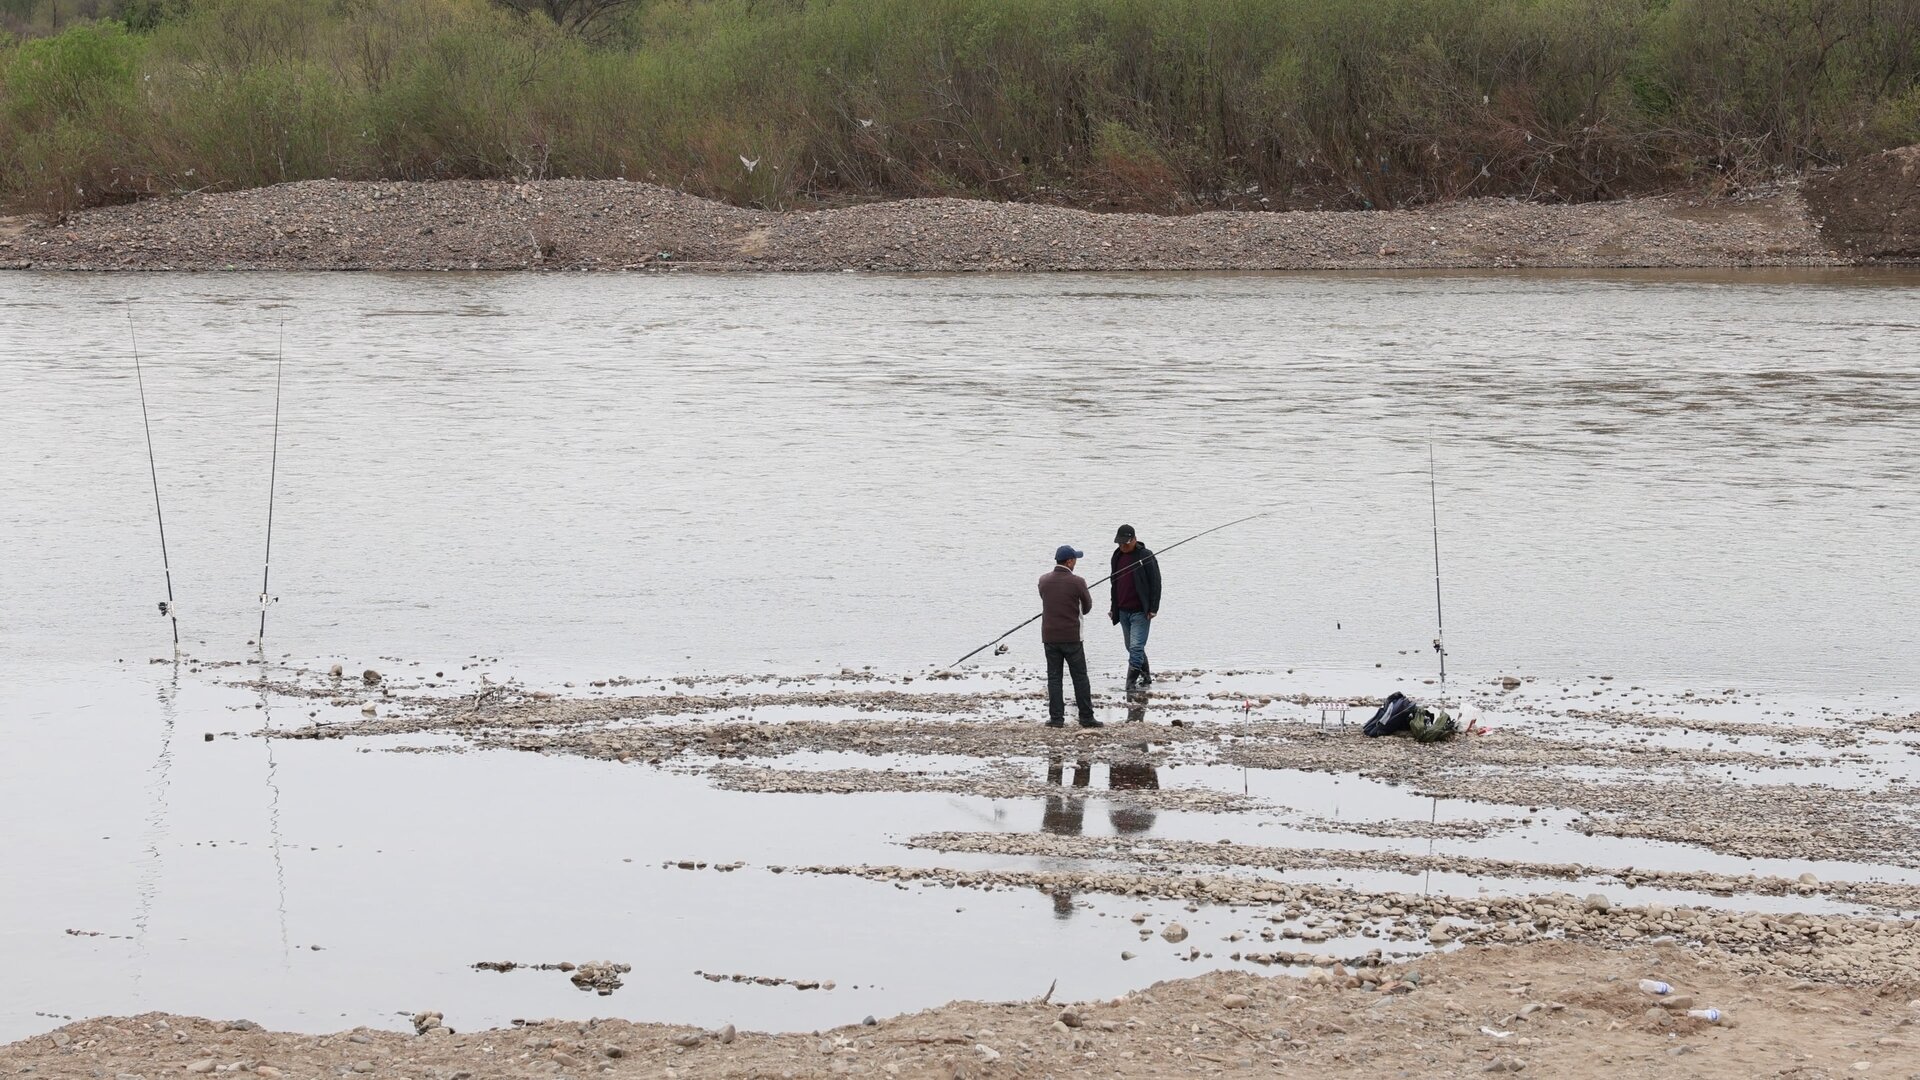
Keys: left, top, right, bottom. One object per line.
{"left": 7, "top": 942, "right": 1917, "bottom": 1078}
{"left": 6, "top": 660, "right": 1918, "bottom": 1074}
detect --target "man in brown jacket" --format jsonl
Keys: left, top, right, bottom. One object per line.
{"left": 1038, "top": 545, "right": 1103, "bottom": 728}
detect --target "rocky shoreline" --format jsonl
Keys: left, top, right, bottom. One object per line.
{"left": 0, "top": 178, "right": 1871, "bottom": 274}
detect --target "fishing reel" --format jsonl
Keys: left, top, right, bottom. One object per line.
{"left": 1432, "top": 637, "right": 1445, "bottom": 656}
{"left": 158, "top": 600, "right": 172, "bottom": 616}
{"left": 259, "top": 593, "right": 278, "bottom": 611}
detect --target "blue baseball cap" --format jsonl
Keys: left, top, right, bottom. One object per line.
{"left": 1054, "top": 544, "right": 1084, "bottom": 562}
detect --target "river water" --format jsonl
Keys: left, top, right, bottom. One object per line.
{"left": 2, "top": 268, "right": 1918, "bottom": 1039}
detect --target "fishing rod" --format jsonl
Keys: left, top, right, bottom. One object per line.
{"left": 130, "top": 311, "right": 179, "bottom": 646}
{"left": 947, "top": 510, "right": 1271, "bottom": 669}
{"left": 259, "top": 322, "right": 284, "bottom": 640}
{"left": 1429, "top": 443, "right": 1446, "bottom": 687}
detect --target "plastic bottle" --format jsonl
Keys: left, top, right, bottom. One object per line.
{"left": 1686, "top": 1009, "right": 1722, "bottom": 1023}
{"left": 1638, "top": 979, "right": 1672, "bottom": 995}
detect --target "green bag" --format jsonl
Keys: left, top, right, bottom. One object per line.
{"left": 1408, "top": 707, "right": 1458, "bottom": 743}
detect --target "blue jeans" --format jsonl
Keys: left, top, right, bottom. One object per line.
{"left": 1116, "top": 610, "right": 1151, "bottom": 670}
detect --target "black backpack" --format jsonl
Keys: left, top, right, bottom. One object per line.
{"left": 1362, "top": 692, "right": 1415, "bottom": 737}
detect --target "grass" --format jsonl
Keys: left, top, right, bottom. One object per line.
{"left": 1, "top": 0, "right": 1917, "bottom": 216}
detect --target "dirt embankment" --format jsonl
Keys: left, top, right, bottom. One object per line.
{"left": 1804, "top": 145, "right": 1920, "bottom": 260}
{"left": 0, "top": 179, "right": 1850, "bottom": 273}
{"left": 7, "top": 942, "right": 1917, "bottom": 1079}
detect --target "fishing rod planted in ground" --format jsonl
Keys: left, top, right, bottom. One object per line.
{"left": 1429, "top": 443, "right": 1446, "bottom": 688}
{"left": 947, "top": 510, "right": 1272, "bottom": 670}
{"left": 130, "top": 311, "right": 179, "bottom": 646}
{"left": 258, "top": 322, "right": 284, "bottom": 641}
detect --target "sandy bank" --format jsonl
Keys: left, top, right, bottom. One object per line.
{"left": 0, "top": 180, "right": 1843, "bottom": 273}
{"left": 6, "top": 942, "right": 1916, "bottom": 1078}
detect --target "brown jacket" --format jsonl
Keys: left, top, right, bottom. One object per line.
{"left": 1038, "top": 565, "right": 1094, "bottom": 643}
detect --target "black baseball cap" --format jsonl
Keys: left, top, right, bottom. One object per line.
{"left": 1113, "top": 524, "right": 1136, "bottom": 543}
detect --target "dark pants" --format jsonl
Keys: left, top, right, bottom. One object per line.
{"left": 1045, "top": 641, "right": 1095, "bottom": 723}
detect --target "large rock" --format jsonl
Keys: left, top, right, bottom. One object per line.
{"left": 1804, "top": 145, "right": 1920, "bottom": 259}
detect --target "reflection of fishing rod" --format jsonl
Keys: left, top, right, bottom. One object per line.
{"left": 258, "top": 323, "right": 284, "bottom": 641}
{"left": 129, "top": 310, "right": 179, "bottom": 646}
{"left": 948, "top": 511, "right": 1272, "bottom": 669}
{"left": 1429, "top": 444, "right": 1446, "bottom": 688}
{"left": 257, "top": 648, "right": 291, "bottom": 965}
{"left": 131, "top": 659, "right": 178, "bottom": 994}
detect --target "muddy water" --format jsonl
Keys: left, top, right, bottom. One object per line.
{"left": 5, "top": 269, "right": 1920, "bottom": 683}
{"left": 3, "top": 269, "right": 1919, "bottom": 1040}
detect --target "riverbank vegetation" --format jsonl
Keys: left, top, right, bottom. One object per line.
{"left": 2, "top": 0, "right": 1917, "bottom": 216}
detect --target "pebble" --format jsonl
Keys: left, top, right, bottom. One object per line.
{"left": 50, "top": 1034, "right": 70, "bottom": 1048}
{"left": 672, "top": 1033, "right": 702, "bottom": 1048}
{"left": 328, "top": 664, "right": 343, "bottom": 677}
{"left": 184, "top": 1062, "right": 214, "bottom": 1075}
{"left": 1583, "top": 894, "right": 1610, "bottom": 913}
{"left": 1161, "top": 923, "right": 1189, "bottom": 943}
{"left": 718, "top": 1024, "right": 737, "bottom": 1045}
{"left": 1221, "top": 994, "right": 1252, "bottom": 1010}
{"left": 362, "top": 669, "right": 381, "bottom": 685}
{"left": 255, "top": 1070, "right": 282, "bottom": 1080}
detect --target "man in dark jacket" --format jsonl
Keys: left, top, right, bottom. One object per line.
{"left": 1038, "top": 545, "right": 1103, "bottom": 728}
{"left": 1109, "top": 524, "right": 1163, "bottom": 692}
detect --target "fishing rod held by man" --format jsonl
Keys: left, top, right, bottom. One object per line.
{"left": 946, "top": 510, "right": 1268, "bottom": 670}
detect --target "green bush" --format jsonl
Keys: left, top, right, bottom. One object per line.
{"left": 1, "top": 0, "right": 1916, "bottom": 215}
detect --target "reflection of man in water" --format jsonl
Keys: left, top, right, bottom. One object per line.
{"left": 1043, "top": 756, "right": 1091, "bottom": 916}
{"left": 1108, "top": 756, "right": 1160, "bottom": 835}
{"left": 1041, "top": 752, "right": 1161, "bottom": 917}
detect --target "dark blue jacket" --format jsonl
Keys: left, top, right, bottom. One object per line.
{"left": 1109, "top": 543, "right": 1163, "bottom": 617}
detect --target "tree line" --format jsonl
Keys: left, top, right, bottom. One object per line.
{"left": 3, "top": 0, "right": 1917, "bottom": 216}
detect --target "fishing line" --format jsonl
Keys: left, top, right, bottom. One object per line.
{"left": 130, "top": 310, "right": 179, "bottom": 646}
{"left": 259, "top": 322, "right": 285, "bottom": 641}
{"left": 947, "top": 510, "right": 1272, "bottom": 669}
